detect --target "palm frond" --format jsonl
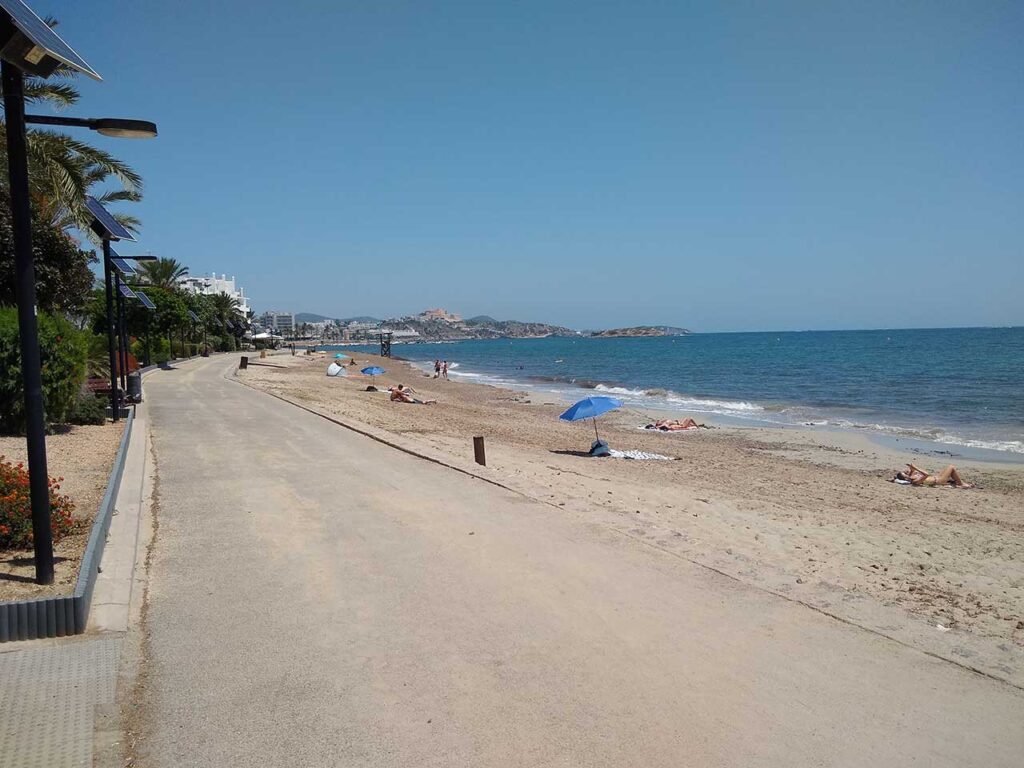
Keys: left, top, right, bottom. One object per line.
{"left": 21, "top": 79, "right": 79, "bottom": 108}
{"left": 113, "top": 212, "right": 141, "bottom": 235}
{"left": 97, "top": 189, "right": 142, "bottom": 205}
{"left": 36, "top": 133, "right": 143, "bottom": 191}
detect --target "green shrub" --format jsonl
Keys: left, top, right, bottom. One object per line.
{"left": 67, "top": 391, "right": 106, "bottom": 425}
{"left": 0, "top": 307, "right": 88, "bottom": 434}
{"left": 0, "top": 455, "right": 75, "bottom": 549}
{"left": 130, "top": 335, "right": 167, "bottom": 366}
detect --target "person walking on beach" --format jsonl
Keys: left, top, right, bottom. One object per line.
{"left": 434, "top": 360, "right": 441, "bottom": 378}
{"left": 442, "top": 360, "right": 449, "bottom": 380}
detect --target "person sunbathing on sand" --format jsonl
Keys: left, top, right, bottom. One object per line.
{"left": 645, "top": 418, "right": 704, "bottom": 431}
{"left": 389, "top": 384, "right": 436, "bottom": 405}
{"left": 894, "top": 463, "right": 973, "bottom": 488}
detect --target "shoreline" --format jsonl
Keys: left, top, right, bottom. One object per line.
{"left": 313, "top": 341, "right": 1024, "bottom": 463}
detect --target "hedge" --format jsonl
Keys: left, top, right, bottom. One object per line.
{"left": 0, "top": 307, "right": 88, "bottom": 433}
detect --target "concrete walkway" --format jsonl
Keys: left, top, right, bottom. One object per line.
{"left": 135, "top": 357, "right": 1024, "bottom": 767}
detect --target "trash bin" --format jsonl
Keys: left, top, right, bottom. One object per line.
{"left": 127, "top": 372, "right": 143, "bottom": 403}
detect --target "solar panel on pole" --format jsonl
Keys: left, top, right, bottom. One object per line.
{"left": 135, "top": 291, "right": 156, "bottom": 310}
{"left": 118, "top": 283, "right": 137, "bottom": 299}
{"left": 0, "top": 0, "right": 101, "bottom": 80}
{"left": 188, "top": 310, "right": 200, "bottom": 322}
{"left": 85, "top": 196, "right": 135, "bottom": 241}
{"left": 110, "top": 256, "right": 137, "bottom": 276}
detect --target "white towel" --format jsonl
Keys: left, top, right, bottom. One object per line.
{"left": 608, "top": 449, "right": 675, "bottom": 461}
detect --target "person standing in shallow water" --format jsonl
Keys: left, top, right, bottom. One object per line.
{"left": 442, "top": 361, "right": 449, "bottom": 380}
{"left": 434, "top": 360, "right": 441, "bottom": 378}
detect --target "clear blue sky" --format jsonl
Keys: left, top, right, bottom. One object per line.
{"left": 45, "top": 0, "right": 1023, "bottom": 331}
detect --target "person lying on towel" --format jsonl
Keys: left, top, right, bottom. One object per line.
{"left": 389, "top": 384, "right": 436, "bottom": 405}
{"left": 644, "top": 418, "right": 703, "bottom": 431}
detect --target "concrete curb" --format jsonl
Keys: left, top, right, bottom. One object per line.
{"left": 0, "top": 410, "right": 134, "bottom": 643}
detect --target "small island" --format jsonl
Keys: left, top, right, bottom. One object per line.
{"left": 589, "top": 326, "right": 691, "bottom": 338}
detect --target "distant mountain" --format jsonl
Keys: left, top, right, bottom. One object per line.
{"left": 384, "top": 315, "right": 578, "bottom": 341}
{"left": 589, "top": 326, "right": 691, "bottom": 338}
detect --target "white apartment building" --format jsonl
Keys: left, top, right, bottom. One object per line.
{"left": 178, "top": 272, "right": 251, "bottom": 316}
{"left": 260, "top": 311, "right": 295, "bottom": 335}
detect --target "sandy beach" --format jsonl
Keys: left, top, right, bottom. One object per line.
{"left": 237, "top": 349, "right": 1024, "bottom": 682}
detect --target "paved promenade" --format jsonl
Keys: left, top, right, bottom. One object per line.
{"left": 132, "top": 357, "right": 1024, "bottom": 766}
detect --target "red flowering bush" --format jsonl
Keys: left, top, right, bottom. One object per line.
{"left": 0, "top": 455, "right": 74, "bottom": 549}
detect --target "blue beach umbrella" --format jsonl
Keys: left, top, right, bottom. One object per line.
{"left": 559, "top": 396, "right": 623, "bottom": 442}
{"left": 361, "top": 365, "right": 385, "bottom": 384}
{"left": 334, "top": 353, "right": 348, "bottom": 359}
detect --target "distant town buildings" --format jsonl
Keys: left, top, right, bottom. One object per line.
{"left": 418, "top": 308, "right": 460, "bottom": 322}
{"left": 178, "top": 272, "right": 251, "bottom": 316}
{"left": 260, "top": 311, "right": 295, "bottom": 335}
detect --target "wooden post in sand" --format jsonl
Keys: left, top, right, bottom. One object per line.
{"left": 239, "top": 356, "right": 248, "bottom": 370}
{"left": 473, "top": 436, "right": 486, "bottom": 466}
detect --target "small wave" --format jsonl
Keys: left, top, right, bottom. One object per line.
{"left": 593, "top": 384, "right": 648, "bottom": 396}
{"left": 933, "top": 435, "right": 1024, "bottom": 455}
{"left": 590, "top": 384, "right": 765, "bottom": 413}
{"left": 829, "top": 419, "right": 1024, "bottom": 455}
{"left": 664, "top": 394, "right": 764, "bottom": 412}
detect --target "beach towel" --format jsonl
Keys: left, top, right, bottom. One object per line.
{"left": 608, "top": 449, "right": 675, "bottom": 461}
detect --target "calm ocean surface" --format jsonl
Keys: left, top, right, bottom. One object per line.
{"left": 333, "top": 327, "right": 1024, "bottom": 455}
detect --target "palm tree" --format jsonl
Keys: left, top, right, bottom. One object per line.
{"left": 0, "top": 22, "right": 142, "bottom": 236}
{"left": 208, "top": 291, "right": 241, "bottom": 330}
{"left": 137, "top": 257, "right": 188, "bottom": 290}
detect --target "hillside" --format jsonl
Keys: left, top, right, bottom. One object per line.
{"left": 589, "top": 326, "right": 691, "bottom": 338}
{"left": 386, "top": 316, "right": 578, "bottom": 341}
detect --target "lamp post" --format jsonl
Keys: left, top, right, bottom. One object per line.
{"left": 114, "top": 255, "right": 156, "bottom": 366}
{"left": 144, "top": 310, "right": 152, "bottom": 365}
{"left": 114, "top": 270, "right": 129, "bottom": 392}
{"left": 127, "top": 286, "right": 156, "bottom": 366}
{"left": 92, "top": 216, "right": 133, "bottom": 421}
{"left": 92, "top": 226, "right": 160, "bottom": 422}
{"left": 0, "top": 1, "right": 155, "bottom": 584}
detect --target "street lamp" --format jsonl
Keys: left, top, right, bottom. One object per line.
{"left": 0, "top": 0, "right": 155, "bottom": 583}
{"left": 87, "top": 199, "right": 137, "bottom": 423}
{"left": 110, "top": 253, "right": 156, "bottom": 394}
{"left": 21, "top": 114, "right": 156, "bottom": 138}
{"left": 116, "top": 255, "right": 157, "bottom": 369}
{"left": 131, "top": 288, "right": 157, "bottom": 366}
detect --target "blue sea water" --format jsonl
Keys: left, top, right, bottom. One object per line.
{"left": 331, "top": 327, "right": 1024, "bottom": 455}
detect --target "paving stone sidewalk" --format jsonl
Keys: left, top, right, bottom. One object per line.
{"left": 0, "top": 635, "right": 121, "bottom": 768}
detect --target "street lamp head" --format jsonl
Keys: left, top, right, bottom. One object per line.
{"left": 92, "top": 118, "right": 157, "bottom": 139}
